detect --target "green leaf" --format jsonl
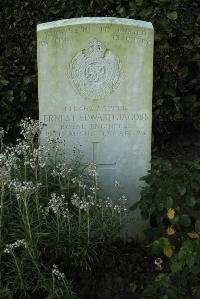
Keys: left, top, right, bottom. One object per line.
{"left": 119, "top": 7, "right": 126, "bottom": 17}
{"left": 183, "top": 44, "right": 193, "bottom": 49}
{"left": 135, "top": 0, "right": 143, "bottom": 6}
{"left": 140, "top": 6, "right": 153, "bottom": 17}
{"left": 165, "top": 196, "right": 173, "bottom": 208}
{"left": 178, "top": 66, "right": 188, "bottom": 79}
{"left": 171, "top": 261, "right": 182, "bottom": 272}
{"left": 159, "top": 295, "right": 168, "bottom": 299}
{"left": 176, "top": 184, "right": 186, "bottom": 196}
{"left": 49, "top": 8, "right": 61, "bottom": 14}
{"left": 191, "top": 265, "right": 200, "bottom": 274}
{"left": 159, "top": 237, "right": 170, "bottom": 249}
{"left": 157, "top": 98, "right": 164, "bottom": 106}
{"left": 165, "top": 88, "right": 176, "bottom": 97}
{"left": 180, "top": 214, "right": 191, "bottom": 227}
{"left": 195, "top": 219, "right": 200, "bottom": 232}
{"left": 0, "top": 79, "right": 9, "bottom": 85}
{"left": 170, "top": 215, "right": 179, "bottom": 225}
{"left": 194, "top": 36, "right": 200, "bottom": 46}
{"left": 186, "top": 196, "right": 196, "bottom": 207}
{"left": 167, "top": 11, "right": 178, "bottom": 20}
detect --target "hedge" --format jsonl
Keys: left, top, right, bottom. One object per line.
{"left": 0, "top": 0, "right": 199, "bottom": 137}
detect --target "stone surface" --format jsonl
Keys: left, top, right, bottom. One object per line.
{"left": 37, "top": 17, "right": 154, "bottom": 234}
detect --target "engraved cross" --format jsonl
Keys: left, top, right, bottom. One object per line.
{"left": 91, "top": 142, "right": 116, "bottom": 169}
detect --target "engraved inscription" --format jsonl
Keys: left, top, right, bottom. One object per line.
{"left": 41, "top": 106, "right": 149, "bottom": 140}
{"left": 69, "top": 39, "right": 121, "bottom": 100}
{"left": 38, "top": 26, "right": 152, "bottom": 48}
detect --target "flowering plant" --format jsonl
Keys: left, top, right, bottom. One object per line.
{"left": 0, "top": 118, "right": 127, "bottom": 298}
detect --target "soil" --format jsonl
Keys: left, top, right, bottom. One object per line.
{"left": 74, "top": 241, "right": 158, "bottom": 299}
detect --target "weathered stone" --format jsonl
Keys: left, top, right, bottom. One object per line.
{"left": 37, "top": 17, "right": 154, "bottom": 234}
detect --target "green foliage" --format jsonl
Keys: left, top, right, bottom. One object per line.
{"left": 135, "top": 159, "right": 200, "bottom": 298}
{"left": 0, "top": 0, "right": 199, "bottom": 136}
{"left": 0, "top": 118, "right": 126, "bottom": 298}
{"left": 89, "top": 0, "right": 200, "bottom": 134}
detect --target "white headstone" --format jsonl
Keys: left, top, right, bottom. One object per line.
{"left": 37, "top": 17, "right": 154, "bottom": 234}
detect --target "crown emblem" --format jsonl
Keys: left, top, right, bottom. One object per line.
{"left": 85, "top": 39, "right": 107, "bottom": 59}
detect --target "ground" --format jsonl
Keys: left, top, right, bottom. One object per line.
{"left": 74, "top": 241, "right": 157, "bottom": 299}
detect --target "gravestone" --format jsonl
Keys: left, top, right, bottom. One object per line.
{"left": 37, "top": 17, "right": 154, "bottom": 234}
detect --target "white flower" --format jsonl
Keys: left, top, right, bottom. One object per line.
{"left": 28, "top": 146, "right": 47, "bottom": 169}
{"left": 89, "top": 187, "right": 96, "bottom": 194}
{"left": 114, "top": 180, "right": 120, "bottom": 187}
{"left": 71, "top": 193, "right": 80, "bottom": 207}
{"left": 4, "top": 239, "right": 27, "bottom": 254}
{"left": 71, "top": 193, "right": 94, "bottom": 211}
{"left": 48, "top": 193, "right": 69, "bottom": 217}
{"left": 0, "top": 151, "right": 17, "bottom": 184}
{"left": 10, "top": 180, "right": 38, "bottom": 199}
{"left": 105, "top": 197, "right": 113, "bottom": 208}
{"left": 0, "top": 127, "right": 4, "bottom": 139}
{"left": 51, "top": 163, "right": 71, "bottom": 178}
{"left": 52, "top": 264, "right": 65, "bottom": 280}
{"left": 87, "top": 163, "right": 99, "bottom": 177}
{"left": 0, "top": 165, "right": 10, "bottom": 185}
{"left": 20, "top": 117, "right": 41, "bottom": 142}
{"left": 71, "top": 177, "right": 77, "bottom": 184}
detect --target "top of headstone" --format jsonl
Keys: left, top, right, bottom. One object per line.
{"left": 37, "top": 17, "right": 153, "bottom": 31}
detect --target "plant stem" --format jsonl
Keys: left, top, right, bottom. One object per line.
{"left": 35, "top": 167, "right": 41, "bottom": 226}
{"left": 78, "top": 186, "right": 81, "bottom": 233}
{"left": 12, "top": 252, "right": 26, "bottom": 292}
{"left": 24, "top": 196, "right": 33, "bottom": 244}
{"left": 0, "top": 183, "right": 5, "bottom": 287}
{"left": 57, "top": 213, "right": 60, "bottom": 244}
{"left": 94, "top": 176, "right": 98, "bottom": 202}
{"left": 27, "top": 246, "right": 44, "bottom": 282}
{"left": 87, "top": 210, "right": 90, "bottom": 244}
{"left": 67, "top": 213, "right": 71, "bottom": 245}
{"left": 62, "top": 277, "right": 72, "bottom": 298}
{"left": 24, "top": 162, "right": 27, "bottom": 181}
{"left": 45, "top": 167, "right": 49, "bottom": 197}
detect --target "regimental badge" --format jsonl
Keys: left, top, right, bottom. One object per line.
{"left": 69, "top": 39, "right": 121, "bottom": 100}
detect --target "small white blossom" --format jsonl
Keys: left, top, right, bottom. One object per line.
{"left": 4, "top": 239, "right": 27, "bottom": 254}
{"left": 114, "top": 180, "right": 120, "bottom": 187}
{"left": 10, "top": 180, "right": 38, "bottom": 199}
{"left": 155, "top": 258, "right": 163, "bottom": 271}
{"left": 48, "top": 193, "right": 69, "bottom": 217}
{"left": 0, "top": 166, "right": 10, "bottom": 185}
{"left": 26, "top": 146, "right": 47, "bottom": 169}
{"left": 87, "top": 163, "right": 98, "bottom": 177}
{"left": 71, "top": 193, "right": 80, "bottom": 207}
{"left": 46, "top": 136, "right": 66, "bottom": 158}
{"left": 0, "top": 151, "right": 16, "bottom": 184}
{"left": 89, "top": 187, "right": 96, "bottom": 194}
{"left": 52, "top": 264, "right": 65, "bottom": 280}
{"left": 51, "top": 163, "right": 71, "bottom": 178}
{"left": 71, "top": 193, "right": 94, "bottom": 211}
{"left": 0, "top": 127, "right": 4, "bottom": 139}
{"left": 71, "top": 177, "right": 77, "bottom": 184}
{"left": 20, "top": 117, "right": 40, "bottom": 142}
{"left": 105, "top": 197, "right": 113, "bottom": 208}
